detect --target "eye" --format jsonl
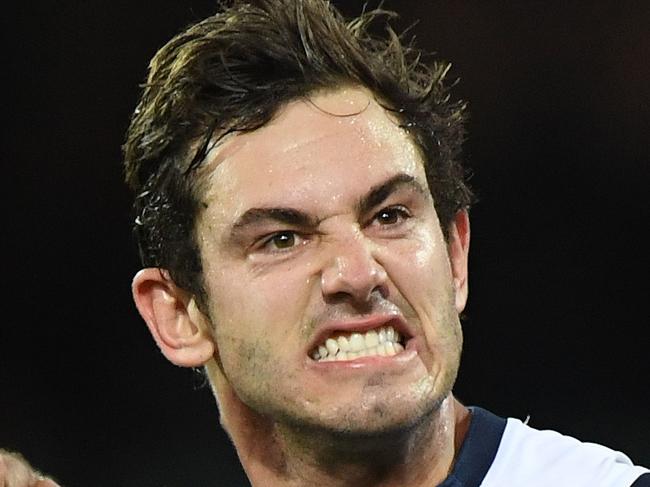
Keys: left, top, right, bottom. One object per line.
{"left": 374, "top": 206, "right": 411, "bottom": 226}
{"left": 262, "top": 231, "right": 301, "bottom": 251}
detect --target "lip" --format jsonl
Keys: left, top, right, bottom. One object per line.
{"left": 306, "top": 313, "right": 415, "bottom": 359}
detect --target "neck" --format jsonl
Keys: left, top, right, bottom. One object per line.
{"left": 211, "top": 367, "right": 471, "bottom": 487}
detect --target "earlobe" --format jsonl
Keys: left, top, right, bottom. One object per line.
{"left": 447, "top": 211, "right": 470, "bottom": 313}
{"left": 132, "top": 268, "right": 215, "bottom": 367}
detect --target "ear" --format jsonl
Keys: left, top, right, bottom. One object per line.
{"left": 447, "top": 210, "right": 471, "bottom": 313}
{"left": 132, "top": 268, "right": 215, "bottom": 367}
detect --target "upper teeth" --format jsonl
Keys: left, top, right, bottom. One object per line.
{"left": 311, "top": 325, "right": 404, "bottom": 362}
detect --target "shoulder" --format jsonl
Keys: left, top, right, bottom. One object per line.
{"left": 482, "top": 415, "right": 649, "bottom": 487}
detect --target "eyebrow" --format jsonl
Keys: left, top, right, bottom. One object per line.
{"left": 357, "top": 173, "right": 427, "bottom": 215}
{"left": 229, "top": 172, "right": 426, "bottom": 238}
{"left": 231, "top": 207, "right": 317, "bottom": 232}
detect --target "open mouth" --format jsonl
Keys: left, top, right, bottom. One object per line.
{"left": 310, "top": 324, "right": 406, "bottom": 362}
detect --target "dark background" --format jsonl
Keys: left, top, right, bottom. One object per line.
{"left": 3, "top": 1, "right": 648, "bottom": 485}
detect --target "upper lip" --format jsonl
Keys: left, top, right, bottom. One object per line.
{"left": 307, "top": 313, "right": 414, "bottom": 355}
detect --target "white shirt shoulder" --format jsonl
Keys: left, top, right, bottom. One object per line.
{"left": 481, "top": 417, "right": 649, "bottom": 487}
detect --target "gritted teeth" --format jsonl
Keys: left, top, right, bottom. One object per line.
{"left": 310, "top": 325, "right": 405, "bottom": 362}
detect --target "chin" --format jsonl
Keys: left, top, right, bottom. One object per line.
{"left": 279, "top": 387, "right": 450, "bottom": 443}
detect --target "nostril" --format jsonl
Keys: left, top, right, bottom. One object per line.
{"left": 373, "top": 283, "right": 390, "bottom": 300}
{"left": 324, "top": 291, "right": 353, "bottom": 305}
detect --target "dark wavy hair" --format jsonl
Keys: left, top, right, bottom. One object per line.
{"left": 123, "top": 0, "right": 474, "bottom": 307}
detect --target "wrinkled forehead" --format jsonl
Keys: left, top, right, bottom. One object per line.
{"left": 198, "top": 87, "right": 425, "bottom": 209}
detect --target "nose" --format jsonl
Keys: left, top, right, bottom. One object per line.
{"left": 320, "top": 232, "right": 389, "bottom": 305}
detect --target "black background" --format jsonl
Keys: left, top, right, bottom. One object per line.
{"left": 3, "top": 1, "right": 648, "bottom": 485}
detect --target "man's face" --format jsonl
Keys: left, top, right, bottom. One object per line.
{"left": 196, "top": 87, "right": 465, "bottom": 435}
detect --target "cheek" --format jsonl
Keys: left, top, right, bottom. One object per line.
{"left": 206, "top": 263, "right": 278, "bottom": 313}
{"left": 383, "top": 230, "right": 451, "bottom": 305}
{"left": 204, "top": 261, "right": 317, "bottom": 347}
{"left": 383, "top": 234, "right": 461, "bottom": 363}
{"left": 214, "top": 331, "right": 287, "bottom": 410}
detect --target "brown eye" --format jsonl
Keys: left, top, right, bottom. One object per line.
{"left": 378, "top": 209, "right": 398, "bottom": 224}
{"left": 376, "top": 207, "right": 409, "bottom": 225}
{"left": 270, "top": 232, "right": 296, "bottom": 249}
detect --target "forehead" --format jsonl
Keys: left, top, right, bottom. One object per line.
{"left": 200, "top": 87, "right": 426, "bottom": 213}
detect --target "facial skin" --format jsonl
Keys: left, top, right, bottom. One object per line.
{"left": 133, "top": 87, "right": 470, "bottom": 485}
{"left": 200, "top": 87, "right": 467, "bottom": 429}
